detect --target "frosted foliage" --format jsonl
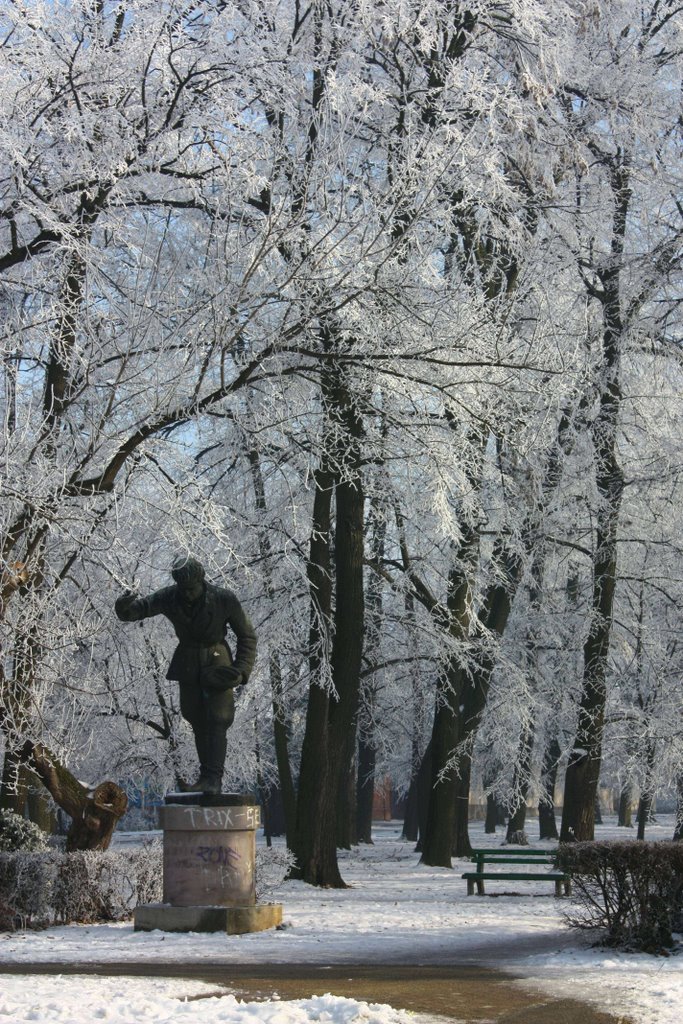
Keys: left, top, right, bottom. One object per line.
{"left": 0, "top": 0, "right": 681, "bottom": 820}
{"left": 0, "top": 810, "right": 49, "bottom": 853}
{"left": 0, "top": 842, "right": 164, "bottom": 927}
{"left": 469, "top": 0, "right": 683, "bottom": 817}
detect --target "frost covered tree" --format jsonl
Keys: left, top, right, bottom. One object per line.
{"left": 555, "top": 0, "right": 683, "bottom": 842}
{"left": 0, "top": 0, "right": 331, "bottom": 806}
{"left": 1, "top": 0, "right": 681, "bottom": 881}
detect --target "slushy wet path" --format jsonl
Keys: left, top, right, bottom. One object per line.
{"left": 0, "top": 961, "right": 633, "bottom": 1023}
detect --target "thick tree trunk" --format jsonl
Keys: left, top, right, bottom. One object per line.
{"left": 422, "top": 546, "right": 519, "bottom": 865}
{"left": 329, "top": 473, "right": 365, "bottom": 851}
{"left": 421, "top": 669, "right": 462, "bottom": 866}
{"left": 594, "top": 794, "right": 603, "bottom": 825}
{"left": 420, "top": 500, "right": 482, "bottom": 869}
{"left": 538, "top": 802, "right": 559, "bottom": 841}
{"left": 355, "top": 500, "right": 385, "bottom": 847}
{"left": 327, "top": 361, "right": 366, "bottom": 863}
{"left": 270, "top": 652, "right": 297, "bottom": 850}
{"left": 415, "top": 738, "right": 433, "bottom": 852}
{"left": 402, "top": 770, "right": 419, "bottom": 842}
{"left": 484, "top": 796, "right": 498, "bottom": 835}
{"left": 636, "top": 741, "right": 657, "bottom": 840}
{"left": 636, "top": 793, "right": 654, "bottom": 840}
{"left": 449, "top": 558, "right": 519, "bottom": 859}
{"left": 506, "top": 718, "right": 535, "bottom": 843}
{"left": 291, "top": 466, "right": 342, "bottom": 886}
{"left": 292, "top": 364, "right": 365, "bottom": 885}
{"left": 452, "top": 761, "right": 473, "bottom": 857}
{"left": 336, "top": 756, "right": 357, "bottom": 850}
{"left": 19, "top": 742, "right": 126, "bottom": 851}
{"left": 261, "top": 783, "right": 286, "bottom": 841}
{"left": 402, "top": 597, "right": 426, "bottom": 845}
{"left": 409, "top": 387, "right": 569, "bottom": 861}
{"left": 560, "top": 158, "right": 627, "bottom": 843}
{"left": 291, "top": 683, "right": 341, "bottom": 885}
{"left": 538, "top": 734, "right": 561, "bottom": 840}
{"left": 560, "top": 477, "right": 621, "bottom": 841}
{"left": 673, "top": 774, "right": 683, "bottom": 842}
{"left": 356, "top": 734, "right": 375, "bottom": 844}
{"left": 0, "top": 599, "right": 37, "bottom": 813}
{"left": 484, "top": 792, "right": 506, "bottom": 834}
{"left": 618, "top": 783, "right": 633, "bottom": 827}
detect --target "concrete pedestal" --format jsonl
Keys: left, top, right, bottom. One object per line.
{"left": 134, "top": 793, "right": 283, "bottom": 934}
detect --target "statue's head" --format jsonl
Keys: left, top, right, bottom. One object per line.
{"left": 171, "top": 555, "right": 205, "bottom": 600}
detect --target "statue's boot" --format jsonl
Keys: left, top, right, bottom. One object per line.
{"left": 178, "top": 775, "right": 221, "bottom": 795}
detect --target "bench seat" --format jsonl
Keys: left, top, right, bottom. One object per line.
{"left": 462, "top": 870, "right": 571, "bottom": 897}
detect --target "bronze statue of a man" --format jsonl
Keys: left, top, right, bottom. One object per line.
{"left": 114, "top": 556, "right": 257, "bottom": 795}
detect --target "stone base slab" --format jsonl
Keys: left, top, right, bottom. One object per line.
{"left": 134, "top": 902, "right": 283, "bottom": 934}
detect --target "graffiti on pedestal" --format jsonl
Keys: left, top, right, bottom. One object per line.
{"left": 192, "top": 841, "right": 253, "bottom": 891}
{"left": 180, "top": 805, "right": 259, "bottom": 830}
{"left": 196, "top": 844, "right": 240, "bottom": 867}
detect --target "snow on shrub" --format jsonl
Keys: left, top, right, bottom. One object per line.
{"left": 0, "top": 810, "right": 49, "bottom": 852}
{"left": 0, "top": 839, "right": 294, "bottom": 930}
{"left": 255, "top": 843, "right": 295, "bottom": 899}
{"left": 0, "top": 839, "right": 163, "bottom": 929}
{"left": 556, "top": 841, "right": 683, "bottom": 954}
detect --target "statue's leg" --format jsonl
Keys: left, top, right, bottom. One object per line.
{"left": 200, "top": 689, "right": 235, "bottom": 788}
{"left": 179, "top": 682, "right": 209, "bottom": 774}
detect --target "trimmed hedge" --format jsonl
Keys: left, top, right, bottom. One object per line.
{"left": 556, "top": 841, "right": 683, "bottom": 953}
{"left": 0, "top": 840, "right": 163, "bottom": 929}
{"left": 0, "top": 840, "right": 294, "bottom": 930}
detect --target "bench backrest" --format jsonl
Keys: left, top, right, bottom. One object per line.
{"left": 470, "top": 848, "right": 559, "bottom": 871}
{"left": 470, "top": 848, "right": 557, "bottom": 857}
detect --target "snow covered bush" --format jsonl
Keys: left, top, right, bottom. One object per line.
{"left": 51, "top": 843, "right": 164, "bottom": 924}
{"left": 255, "top": 844, "right": 296, "bottom": 900}
{"left": 557, "top": 841, "right": 683, "bottom": 953}
{"left": 0, "top": 848, "right": 55, "bottom": 930}
{"left": 0, "top": 840, "right": 162, "bottom": 929}
{"left": 0, "top": 810, "right": 49, "bottom": 853}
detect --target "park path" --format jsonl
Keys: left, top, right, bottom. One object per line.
{"left": 0, "top": 958, "right": 632, "bottom": 1024}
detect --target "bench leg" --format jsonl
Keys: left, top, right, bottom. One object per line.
{"left": 564, "top": 879, "right": 572, "bottom": 896}
{"left": 555, "top": 879, "right": 562, "bottom": 897}
{"left": 467, "top": 878, "right": 475, "bottom": 896}
{"left": 476, "top": 878, "right": 485, "bottom": 896}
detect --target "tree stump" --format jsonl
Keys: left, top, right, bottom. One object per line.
{"left": 19, "top": 742, "right": 127, "bottom": 851}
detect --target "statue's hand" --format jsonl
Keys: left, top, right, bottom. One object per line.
{"left": 201, "top": 665, "right": 242, "bottom": 691}
{"left": 115, "top": 589, "right": 138, "bottom": 615}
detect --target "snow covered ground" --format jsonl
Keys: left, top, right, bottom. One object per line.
{"left": 0, "top": 816, "right": 681, "bottom": 1023}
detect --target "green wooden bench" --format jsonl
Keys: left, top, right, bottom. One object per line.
{"left": 462, "top": 847, "right": 571, "bottom": 896}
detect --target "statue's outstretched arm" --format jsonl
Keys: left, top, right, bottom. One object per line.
{"left": 114, "top": 588, "right": 166, "bottom": 622}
